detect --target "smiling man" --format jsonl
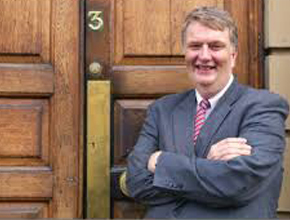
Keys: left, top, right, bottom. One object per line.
{"left": 126, "top": 7, "right": 289, "bottom": 218}
{"left": 185, "top": 21, "right": 237, "bottom": 99}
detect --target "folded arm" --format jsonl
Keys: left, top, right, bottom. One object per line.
{"left": 126, "top": 105, "right": 179, "bottom": 205}
{"left": 127, "top": 94, "right": 289, "bottom": 207}
{"left": 153, "top": 94, "right": 288, "bottom": 207}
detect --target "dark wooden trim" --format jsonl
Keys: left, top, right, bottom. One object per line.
{"left": 79, "top": 0, "right": 86, "bottom": 218}
{"left": 248, "top": 0, "right": 264, "bottom": 88}
{"left": 224, "top": 0, "right": 263, "bottom": 89}
{"left": 85, "top": 0, "right": 111, "bottom": 80}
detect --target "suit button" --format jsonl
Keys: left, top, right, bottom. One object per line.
{"left": 169, "top": 183, "right": 175, "bottom": 188}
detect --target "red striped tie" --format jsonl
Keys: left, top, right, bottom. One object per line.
{"left": 193, "top": 99, "right": 210, "bottom": 144}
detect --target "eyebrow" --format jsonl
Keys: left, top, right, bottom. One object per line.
{"left": 187, "top": 40, "right": 226, "bottom": 46}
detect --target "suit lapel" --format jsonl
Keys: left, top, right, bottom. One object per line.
{"left": 172, "top": 90, "right": 196, "bottom": 156}
{"left": 195, "top": 80, "right": 247, "bottom": 157}
{"left": 195, "top": 100, "right": 231, "bottom": 157}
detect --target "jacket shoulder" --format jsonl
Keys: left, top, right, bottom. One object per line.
{"left": 243, "top": 87, "right": 288, "bottom": 105}
{"left": 238, "top": 87, "right": 289, "bottom": 117}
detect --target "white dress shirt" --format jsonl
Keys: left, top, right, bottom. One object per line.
{"left": 195, "top": 74, "right": 234, "bottom": 119}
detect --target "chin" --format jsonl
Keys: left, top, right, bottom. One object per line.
{"left": 194, "top": 74, "right": 216, "bottom": 85}
{"left": 197, "top": 81, "right": 215, "bottom": 88}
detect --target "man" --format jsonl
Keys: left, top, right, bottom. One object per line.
{"left": 126, "top": 6, "right": 289, "bottom": 218}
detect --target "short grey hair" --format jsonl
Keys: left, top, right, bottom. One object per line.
{"left": 181, "top": 7, "right": 238, "bottom": 50}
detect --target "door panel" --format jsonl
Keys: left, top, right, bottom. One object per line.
{"left": 112, "top": 66, "right": 192, "bottom": 95}
{"left": 114, "top": 100, "right": 154, "bottom": 165}
{"left": 0, "top": 0, "right": 82, "bottom": 218}
{"left": 114, "top": 0, "right": 183, "bottom": 65}
{"left": 0, "top": 65, "right": 53, "bottom": 95}
{"left": 0, "top": 168, "right": 52, "bottom": 197}
{"left": 0, "top": 0, "right": 50, "bottom": 62}
{"left": 123, "top": 0, "right": 171, "bottom": 56}
{"left": 0, "top": 202, "right": 49, "bottom": 218}
{"left": 85, "top": 0, "right": 263, "bottom": 218}
{"left": 0, "top": 99, "right": 49, "bottom": 167}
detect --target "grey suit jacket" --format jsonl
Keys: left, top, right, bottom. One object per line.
{"left": 126, "top": 80, "right": 289, "bottom": 219}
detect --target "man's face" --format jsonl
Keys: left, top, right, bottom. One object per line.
{"left": 184, "top": 22, "right": 237, "bottom": 97}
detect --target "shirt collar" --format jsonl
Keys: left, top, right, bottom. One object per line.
{"left": 195, "top": 74, "right": 234, "bottom": 109}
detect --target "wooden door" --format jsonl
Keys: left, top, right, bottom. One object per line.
{"left": 0, "top": 0, "right": 83, "bottom": 218}
{"left": 85, "top": 0, "right": 262, "bottom": 218}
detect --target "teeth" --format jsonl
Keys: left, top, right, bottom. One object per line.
{"left": 196, "top": 65, "right": 214, "bottom": 70}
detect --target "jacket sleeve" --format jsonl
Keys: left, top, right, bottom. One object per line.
{"left": 126, "top": 104, "right": 179, "bottom": 205}
{"left": 153, "top": 94, "right": 289, "bottom": 207}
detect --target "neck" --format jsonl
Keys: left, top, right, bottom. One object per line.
{"left": 196, "top": 74, "right": 233, "bottom": 99}
{"left": 196, "top": 87, "right": 219, "bottom": 100}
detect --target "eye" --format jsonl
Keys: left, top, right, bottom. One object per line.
{"left": 188, "top": 43, "right": 202, "bottom": 50}
{"left": 209, "top": 43, "right": 225, "bottom": 51}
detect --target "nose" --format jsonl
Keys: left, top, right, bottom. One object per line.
{"left": 199, "top": 45, "right": 211, "bottom": 60}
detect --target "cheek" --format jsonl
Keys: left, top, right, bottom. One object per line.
{"left": 213, "top": 54, "right": 233, "bottom": 67}
{"left": 185, "top": 51, "right": 197, "bottom": 62}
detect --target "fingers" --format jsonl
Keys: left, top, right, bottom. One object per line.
{"left": 218, "top": 153, "right": 242, "bottom": 161}
{"left": 209, "top": 144, "right": 252, "bottom": 160}
{"left": 207, "top": 138, "right": 252, "bottom": 161}
{"left": 215, "top": 137, "right": 247, "bottom": 146}
{"left": 147, "top": 151, "right": 162, "bottom": 173}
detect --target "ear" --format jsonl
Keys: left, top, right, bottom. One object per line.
{"left": 231, "top": 51, "right": 238, "bottom": 68}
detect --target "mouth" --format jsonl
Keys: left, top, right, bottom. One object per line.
{"left": 195, "top": 64, "right": 216, "bottom": 71}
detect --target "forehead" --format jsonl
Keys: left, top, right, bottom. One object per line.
{"left": 186, "top": 22, "right": 230, "bottom": 43}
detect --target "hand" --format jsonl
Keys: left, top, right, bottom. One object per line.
{"left": 207, "top": 138, "right": 252, "bottom": 161}
{"left": 147, "top": 151, "right": 162, "bottom": 173}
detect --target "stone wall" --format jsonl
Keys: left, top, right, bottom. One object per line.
{"left": 264, "top": 0, "right": 290, "bottom": 216}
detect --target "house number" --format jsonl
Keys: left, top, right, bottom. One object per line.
{"left": 88, "top": 11, "right": 104, "bottom": 31}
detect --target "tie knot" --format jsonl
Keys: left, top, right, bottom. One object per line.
{"left": 199, "top": 99, "right": 210, "bottom": 110}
